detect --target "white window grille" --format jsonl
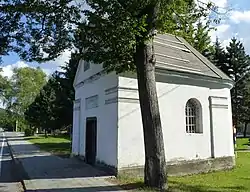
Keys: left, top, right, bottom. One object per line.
{"left": 185, "top": 99, "right": 202, "bottom": 133}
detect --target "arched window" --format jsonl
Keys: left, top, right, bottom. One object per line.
{"left": 185, "top": 98, "right": 202, "bottom": 133}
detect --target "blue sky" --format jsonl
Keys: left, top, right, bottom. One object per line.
{"left": 1, "top": 50, "right": 71, "bottom": 78}
{"left": 208, "top": 0, "right": 250, "bottom": 51}
{"left": 1, "top": 0, "right": 250, "bottom": 78}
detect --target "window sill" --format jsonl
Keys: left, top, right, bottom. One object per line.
{"left": 186, "top": 133, "right": 204, "bottom": 136}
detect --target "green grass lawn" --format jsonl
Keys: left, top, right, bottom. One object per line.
{"left": 236, "top": 138, "right": 250, "bottom": 150}
{"left": 27, "top": 134, "right": 71, "bottom": 156}
{"left": 26, "top": 135, "right": 250, "bottom": 191}
{"left": 116, "top": 152, "right": 250, "bottom": 192}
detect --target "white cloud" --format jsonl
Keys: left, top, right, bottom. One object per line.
{"left": 197, "top": 0, "right": 229, "bottom": 27}
{"left": 1, "top": 61, "right": 29, "bottom": 79}
{"left": 209, "top": 24, "right": 230, "bottom": 42}
{"left": 213, "top": 0, "right": 227, "bottom": 8}
{"left": 46, "top": 49, "right": 71, "bottom": 67}
{"left": 35, "top": 49, "right": 71, "bottom": 76}
{"left": 1, "top": 49, "right": 72, "bottom": 79}
{"left": 230, "top": 10, "right": 250, "bottom": 23}
{"left": 216, "top": 35, "right": 244, "bottom": 49}
{"left": 0, "top": 60, "right": 55, "bottom": 79}
{"left": 221, "top": 38, "right": 231, "bottom": 48}
{"left": 41, "top": 68, "right": 54, "bottom": 76}
{"left": 199, "top": 0, "right": 227, "bottom": 8}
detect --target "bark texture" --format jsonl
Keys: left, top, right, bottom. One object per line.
{"left": 135, "top": 38, "right": 167, "bottom": 189}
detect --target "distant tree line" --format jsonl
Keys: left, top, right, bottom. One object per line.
{"left": 0, "top": 67, "right": 47, "bottom": 131}
{"left": 211, "top": 38, "right": 250, "bottom": 136}
{"left": 24, "top": 52, "right": 79, "bottom": 136}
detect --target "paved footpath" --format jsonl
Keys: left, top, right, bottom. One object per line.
{"left": 5, "top": 132, "right": 127, "bottom": 192}
{"left": 0, "top": 131, "right": 23, "bottom": 192}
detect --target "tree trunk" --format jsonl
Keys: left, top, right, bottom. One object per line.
{"left": 44, "top": 129, "right": 48, "bottom": 138}
{"left": 135, "top": 38, "right": 167, "bottom": 189}
{"left": 244, "top": 122, "right": 248, "bottom": 138}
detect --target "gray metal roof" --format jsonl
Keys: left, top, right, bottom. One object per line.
{"left": 154, "top": 33, "right": 232, "bottom": 82}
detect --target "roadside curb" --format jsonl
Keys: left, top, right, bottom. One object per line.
{"left": 6, "top": 136, "right": 28, "bottom": 191}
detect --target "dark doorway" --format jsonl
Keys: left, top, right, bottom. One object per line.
{"left": 85, "top": 117, "right": 97, "bottom": 165}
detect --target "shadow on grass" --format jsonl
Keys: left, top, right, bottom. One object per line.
{"left": 113, "top": 179, "right": 248, "bottom": 192}
{"left": 29, "top": 142, "right": 71, "bottom": 156}
{"left": 25, "top": 183, "right": 149, "bottom": 192}
{"left": 167, "top": 181, "right": 248, "bottom": 192}
{"left": 243, "top": 143, "right": 250, "bottom": 146}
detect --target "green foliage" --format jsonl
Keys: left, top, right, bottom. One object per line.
{"left": 0, "top": 67, "right": 47, "bottom": 130}
{"left": 24, "top": 127, "right": 35, "bottom": 136}
{"left": 192, "top": 21, "right": 213, "bottom": 58}
{"left": 10, "top": 67, "right": 47, "bottom": 114}
{"left": 1, "top": 0, "right": 217, "bottom": 73}
{"left": 211, "top": 37, "right": 227, "bottom": 71}
{"left": 25, "top": 74, "right": 57, "bottom": 132}
{"left": 117, "top": 153, "right": 250, "bottom": 191}
{"left": 75, "top": 0, "right": 215, "bottom": 74}
{"left": 0, "top": 0, "right": 81, "bottom": 62}
{"left": 56, "top": 52, "right": 79, "bottom": 129}
{"left": 25, "top": 52, "right": 79, "bottom": 132}
{"left": 28, "top": 135, "right": 71, "bottom": 155}
{"left": 0, "top": 108, "right": 15, "bottom": 131}
{"left": 240, "top": 79, "right": 250, "bottom": 124}
{"left": 226, "top": 38, "right": 250, "bottom": 125}
{"left": 212, "top": 38, "right": 250, "bottom": 126}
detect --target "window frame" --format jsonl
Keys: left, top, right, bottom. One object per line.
{"left": 185, "top": 98, "right": 203, "bottom": 134}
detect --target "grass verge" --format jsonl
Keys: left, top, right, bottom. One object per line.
{"left": 26, "top": 134, "right": 71, "bottom": 156}
{"left": 236, "top": 138, "right": 250, "bottom": 150}
{"left": 114, "top": 152, "right": 250, "bottom": 192}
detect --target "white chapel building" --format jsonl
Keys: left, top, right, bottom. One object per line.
{"left": 72, "top": 33, "right": 235, "bottom": 176}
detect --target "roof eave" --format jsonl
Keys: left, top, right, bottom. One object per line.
{"left": 155, "top": 67, "right": 234, "bottom": 89}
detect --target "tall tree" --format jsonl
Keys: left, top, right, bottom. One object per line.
{"left": 0, "top": 0, "right": 81, "bottom": 62}
{"left": 1, "top": 67, "right": 47, "bottom": 131}
{"left": 25, "top": 52, "right": 80, "bottom": 134}
{"left": 240, "top": 81, "right": 250, "bottom": 137}
{"left": 0, "top": 75, "right": 12, "bottom": 107}
{"left": 25, "top": 73, "right": 58, "bottom": 136}
{"left": 212, "top": 37, "right": 228, "bottom": 73}
{"left": 192, "top": 21, "right": 213, "bottom": 58}
{"left": 225, "top": 38, "right": 250, "bottom": 127}
{"left": 57, "top": 52, "right": 80, "bottom": 130}
{"left": 8, "top": 67, "right": 47, "bottom": 115}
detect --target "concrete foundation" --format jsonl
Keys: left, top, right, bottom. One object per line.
{"left": 118, "top": 156, "right": 235, "bottom": 177}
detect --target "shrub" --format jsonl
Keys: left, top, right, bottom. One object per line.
{"left": 24, "top": 128, "right": 34, "bottom": 136}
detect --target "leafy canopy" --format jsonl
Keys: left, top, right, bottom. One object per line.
{"left": 25, "top": 52, "right": 79, "bottom": 131}
{"left": 1, "top": 0, "right": 217, "bottom": 71}
{"left": 0, "top": 0, "right": 81, "bottom": 62}
{"left": 75, "top": 0, "right": 215, "bottom": 73}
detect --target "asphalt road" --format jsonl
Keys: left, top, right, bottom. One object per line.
{"left": 0, "top": 130, "right": 23, "bottom": 192}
